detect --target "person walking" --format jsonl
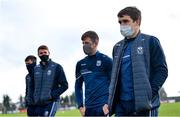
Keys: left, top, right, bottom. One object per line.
{"left": 107, "top": 6, "right": 168, "bottom": 116}
{"left": 75, "top": 31, "right": 113, "bottom": 116}
{"left": 28, "top": 45, "right": 68, "bottom": 116}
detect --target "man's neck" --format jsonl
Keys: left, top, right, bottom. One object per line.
{"left": 41, "top": 60, "right": 49, "bottom": 66}
{"left": 41, "top": 61, "right": 46, "bottom": 65}
{"left": 89, "top": 50, "right": 97, "bottom": 56}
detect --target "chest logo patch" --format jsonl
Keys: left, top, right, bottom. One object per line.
{"left": 47, "top": 70, "right": 52, "bottom": 76}
{"left": 137, "top": 46, "right": 143, "bottom": 55}
{"left": 96, "top": 60, "right": 102, "bottom": 67}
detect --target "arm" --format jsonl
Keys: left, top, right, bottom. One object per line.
{"left": 102, "top": 56, "right": 112, "bottom": 115}
{"left": 149, "top": 37, "right": 168, "bottom": 97}
{"left": 112, "top": 45, "right": 116, "bottom": 59}
{"left": 25, "top": 75, "right": 28, "bottom": 106}
{"left": 75, "top": 62, "right": 84, "bottom": 114}
{"left": 51, "top": 65, "right": 68, "bottom": 99}
{"left": 28, "top": 73, "right": 34, "bottom": 105}
{"left": 105, "top": 57, "right": 113, "bottom": 80}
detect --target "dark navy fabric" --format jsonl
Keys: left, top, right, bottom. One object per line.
{"left": 27, "top": 105, "right": 36, "bottom": 116}
{"left": 119, "top": 39, "right": 134, "bottom": 101}
{"left": 25, "top": 74, "right": 36, "bottom": 116}
{"left": 25, "top": 74, "right": 31, "bottom": 106}
{"left": 75, "top": 51, "right": 112, "bottom": 109}
{"left": 29, "top": 59, "right": 68, "bottom": 106}
{"left": 108, "top": 33, "right": 168, "bottom": 115}
{"left": 114, "top": 100, "right": 158, "bottom": 116}
{"left": 85, "top": 106, "right": 105, "bottom": 116}
{"left": 114, "top": 100, "right": 135, "bottom": 116}
{"left": 33, "top": 101, "right": 59, "bottom": 116}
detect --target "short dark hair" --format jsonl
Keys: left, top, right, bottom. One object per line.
{"left": 81, "top": 31, "right": 99, "bottom": 43}
{"left": 117, "top": 6, "right": 141, "bottom": 25}
{"left": 37, "top": 45, "right": 49, "bottom": 53}
{"left": 25, "top": 55, "right": 37, "bottom": 62}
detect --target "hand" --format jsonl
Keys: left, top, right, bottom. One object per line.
{"left": 49, "top": 95, "right": 53, "bottom": 101}
{"left": 28, "top": 97, "right": 34, "bottom": 105}
{"left": 79, "top": 107, "right": 85, "bottom": 117}
{"left": 103, "top": 104, "right": 109, "bottom": 115}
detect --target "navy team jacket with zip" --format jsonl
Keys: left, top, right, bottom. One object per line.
{"left": 28, "top": 59, "right": 68, "bottom": 105}
{"left": 108, "top": 33, "right": 168, "bottom": 115}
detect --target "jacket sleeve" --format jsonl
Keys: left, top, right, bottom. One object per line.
{"left": 149, "top": 36, "right": 168, "bottom": 97}
{"left": 75, "top": 62, "right": 84, "bottom": 108}
{"left": 25, "top": 75, "right": 28, "bottom": 106}
{"left": 104, "top": 56, "right": 113, "bottom": 81}
{"left": 112, "top": 45, "right": 116, "bottom": 58}
{"left": 28, "top": 73, "right": 34, "bottom": 105}
{"left": 51, "top": 65, "right": 68, "bottom": 99}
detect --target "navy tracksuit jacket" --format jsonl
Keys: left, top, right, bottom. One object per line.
{"left": 75, "top": 51, "right": 112, "bottom": 109}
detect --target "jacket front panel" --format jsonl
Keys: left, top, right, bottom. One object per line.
{"left": 131, "top": 34, "right": 152, "bottom": 112}
{"left": 33, "top": 61, "right": 57, "bottom": 105}
{"left": 108, "top": 41, "right": 125, "bottom": 114}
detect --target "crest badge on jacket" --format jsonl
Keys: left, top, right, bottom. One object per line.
{"left": 96, "top": 60, "right": 102, "bottom": 66}
{"left": 137, "top": 46, "right": 143, "bottom": 55}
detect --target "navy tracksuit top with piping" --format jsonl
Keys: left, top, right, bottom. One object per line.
{"left": 75, "top": 51, "right": 112, "bottom": 108}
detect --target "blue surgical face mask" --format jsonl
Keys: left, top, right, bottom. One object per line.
{"left": 120, "top": 25, "right": 134, "bottom": 37}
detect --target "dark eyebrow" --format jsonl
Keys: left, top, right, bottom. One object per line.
{"left": 83, "top": 41, "right": 90, "bottom": 44}
{"left": 39, "top": 52, "right": 47, "bottom": 54}
{"left": 119, "top": 19, "right": 129, "bottom": 24}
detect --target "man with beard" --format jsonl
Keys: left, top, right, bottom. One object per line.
{"left": 29, "top": 45, "right": 68, "bottom": 116}
{"left": 75, "top": 31, "right": 112, "bottom": 116}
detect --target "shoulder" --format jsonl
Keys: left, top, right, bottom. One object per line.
{"left": 34, "top": 64, "right": 41, "bottom": 70}
{"left": 75, "top": 58, "right": 88, "bottom": 72}
{"left": 49, "top": 60, "right": 60, "bottom": 68}
{"left": 49, "top": 60, "right": 64, "bottom": 71}
{"left": 139, "top": 33, "right": 161, "bottom": 50}
{"left": 76, "top": 56, "right": 88, "bottom": 66}
{"left": 25, "top": 74, "right": 30, "bottom": 79}
{"left": 98, "top": 52, "right": 112, "bottom": 62}
{"left": 140, "top": 33, "right": 160, "bottom": 43}
{"left": 112, "top": 40, "right": 125, "bottom": 56}
{"left": 113, "top": 39, "right": 125, "bottom": 52}
{"left": 114, "top": 40, "right": 124, "bottom": 48}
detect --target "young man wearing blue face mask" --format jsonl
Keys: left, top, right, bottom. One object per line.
{"left": 25, "top": 55, "right": 37, "bottom": 116}
{"left": 28, "top": 45, "right": 68, "bottom": 116}
{"left": 106, "top": 7, "right": 168, "bottom": 116}
{"left": 75, "top": 31, "right": 113, "bottom": 116}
